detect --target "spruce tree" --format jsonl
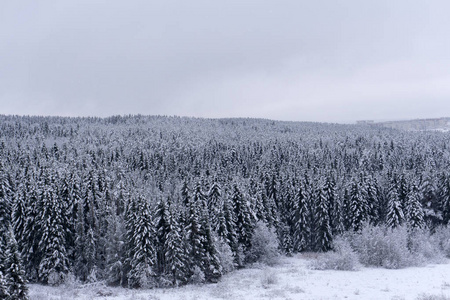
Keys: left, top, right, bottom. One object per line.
{"left": 185, "top": 200, "right": 206, "bottom": 275}
{"left": 207, "top": 180, "right": 222, "bottom": 228}
{"left": 314, "top": 181, "right": 332, "bottom": 251}
{"left": 349, "top": 179, "right": 367, "bottom": 231}
{"left": 231, "top": 184, "right": 254, "bottom": 253}
{"left": 200, "top": 216, "right": 222, "bottom": 282}
{"left": 0, "top": 270, "right": 9, "bottom": 299}
{"left": 439, "top": 173, "right": 450, "bottom": 225}
{"left": 406, "top": 184, "right": 425, "bottom": 229}
{"left": 37, "top": 185, "right": 70, "bottom": 285}
{"left": 21, "top": 183, "right": 41, "bottom": 281}
{"left": 105, "top": 202, "right": 126, "bottom": 286}
{"left": 164, "top": 210, "right": 188, "bottom": 286}
{"left": 292, "top": 183, "right": 309, "bottom": 252}
{"left": 127, "top": 196, "right": 156, "bottom": 289}
{"left": 0, "top": 169, "right": 11, "bottom": 234}
{"left": 386, "top": 182, "right": 404, "bottom": 228}
{"left": 155, "top": 198, "right": 170, "bottom": 275}
{"left": 4, "top": 227, "right": 29, "bottom": 300}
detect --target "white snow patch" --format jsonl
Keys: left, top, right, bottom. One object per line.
{"left": 29, "top": 255, "right": 450, "bottom": 300}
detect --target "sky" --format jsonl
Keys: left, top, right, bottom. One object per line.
{"left": 1, "top": 1, "right": 450, "bottom": 123}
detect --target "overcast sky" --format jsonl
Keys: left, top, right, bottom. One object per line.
{"left": 1, "top": 1, "right": 450, "bottom": 123}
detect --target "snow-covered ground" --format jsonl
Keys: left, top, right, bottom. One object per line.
{"left": 29, "top": 254, "right": 450, "bottom": 300}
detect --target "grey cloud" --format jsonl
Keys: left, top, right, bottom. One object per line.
{"left": 1, "top": 0, "right": 450, "bottom": 122}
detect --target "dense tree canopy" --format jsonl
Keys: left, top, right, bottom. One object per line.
{"left": 0, "top": 114, "right": 449, "bottom": 288}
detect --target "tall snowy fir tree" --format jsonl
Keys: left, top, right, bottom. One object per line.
{"left": 386, "top": 180, "right": 405, "bottom": 228}
{"left": 127, "top": 196, "right": 156, "bottom": 289}
{"left": 292, "top": 183, "right": 309, "bottom": 252}
{"left": 348, "top": 178, "right": 368, "bottom": 231}
{"left": 185, "top": 199, "right": 207, "bottom": 279}
{"left": 37, "top": 182, "right": 70, "bottom": 285}
{"left": 438, "top": 173, "right": 450, "bottom": 225}
{"left": 0, "top": 270, "right": 9, "bottom": 299}
{"left": 231, "top": 184, "right": 254, "bottom": 254}
{"left": 207, "top": 180, "right": 222, "bottom": 230}
{"left": 405, "top": 183, "right": 425, "bottom": 229}
{"left": 314, "top": 181, "right": 332, "bottom": 251}
{"left": 164, "top": 210, "right": 188, "bottom": 286}
{"left": 154, "top": 198, "right": 170, "bottom": 276}
{"left": 4, "top": 227, "right": 28, "bottom": 300}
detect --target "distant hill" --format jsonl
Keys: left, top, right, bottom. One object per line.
{"left": 372, "top": 117, "right": 450, "bottom": 131}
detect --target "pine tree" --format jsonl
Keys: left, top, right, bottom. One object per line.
{"left": 105, "top": 202, "right": 126, "bottom": 287}
{"left": 12, "top": 189, "right": 27, "bottom": 249}
{"left": 439, "top": 173, "right": 450, "bottom": 225}
{"left": 324, "top": 175, "right": 342, "bottom": 235}
{"left": 0, "top": 168, "right": 12, "bottom": 234}
{"left": 200, "top": 217, "right": 222, "bottom": 282}
{"left": 155, "top": 198, "right": 170, "bottom": 275}
{"left": 181, "top": 180, "right": 190, "bottom": 207}
{"left": 231, "top": 184, "right": 254, "bottom": 253}
{"left": 386, "top": 181, "right": 404, "bottom": 228}
{"left": 314, "top": 181, "right": 332, "bottom": 251}
{"left": 365, "top": 176, "right": 380, "bottom": 224}
{"left": 0, "top": 270, "right": 9, "bottom": 299}
{"left": 127, "top": 196, "right": 156, "bottom": 289}
{"left": 164, "top": 210, "right": 189, "bottom": 286}
{"left": 406, "top": 183, "right": 425, "bottom": 229}
{"left": 37, "top": 185, "right": 70, "bottom": 285}
{"left": 185, "top": 200, "right": 206, "bottom": 274}
{"left": 207, "top": 180, "right": 222, "bottom": 229}
{"left": 349, "top": 179, "right": 367, "bottom": 231}
{"left": 4, "top": 227, "right": 29, "bottom": 300}
{"left": 292, "top": 183, "right": 309, "bottom": 252}
{"left": 217, "top": 196, "right": 240, "bottom": 266}
{"left": 420, "top": 173, "right": 439, "bottom": 226}
{"left": 192, "top": 181, "right": 207, "bottom": 210}
{"left": 21, "top": 183, "right": 41, "bottom": 281}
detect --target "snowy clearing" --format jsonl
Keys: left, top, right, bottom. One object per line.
{"left": 29, "top": 254, "right": 450, "bottom": 300}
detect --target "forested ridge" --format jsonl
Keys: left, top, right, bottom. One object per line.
{"left": 1, "top": 114, "right": 450, "bottom": 296}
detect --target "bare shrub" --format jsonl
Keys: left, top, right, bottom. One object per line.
{"left": 215, "top": 238, "right": 235, "bottom": 274}
{"left": 190, "top": 266, "right": 205, "bottom": 285}
{"left": 310, "top": 237, "right": 360, "bottom": 271}
{"left": 408, "top": 228, "right": 445, "bottom": 264}
{"left": 260, "top": 270, "right": 278, "bottom": 288}
{"left": 432, "top": 225, "right": 450, "bottom": 258}
{"left": 349, "top": 224, "right": 414, "bottom": 269}
{"left": 416, "top": 293, "right": 450, "bottom": 300}
{"left": 246, "top": 222, "right": 279, "bottom": 266}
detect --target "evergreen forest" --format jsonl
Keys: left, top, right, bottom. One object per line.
{"left": 1, "top": 114, "right": 450, "bottom": 296}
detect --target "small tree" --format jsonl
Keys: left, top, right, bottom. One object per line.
{"left": 246, "top": 222, "right": 279, "bottom": 265}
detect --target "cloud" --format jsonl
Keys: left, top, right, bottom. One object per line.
{"left": 1, "top": 0, "right": 450, "bottom": 122}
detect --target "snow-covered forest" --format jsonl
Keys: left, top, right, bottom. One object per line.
{"left": 1, "top": 114, "right": 450, "bottom": 298}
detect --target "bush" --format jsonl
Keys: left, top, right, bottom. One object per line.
{"left": 260, "top": 270, "right": 278, "bottom": 288}
{"left": 416, "top": 294, "right": 450, "bottom": 300}
{"left": 310, "top": 237, "right": 360, "bottom": 271}
{"left": 311, "top": 224, "right": 447, "bottom": 272}
{"left": 349, "top": 224, "right": 414, "bottom": 269}
{"left": 246, "top": 222, "right": 279, "bottom": 266}
{"left": 190, "top": 266, "right": 205, "bottom": 285}
{"left": 432, "top": 225, "right": 450, "bottom": 258}
{"left": 408, "top": 228, "right": 444, "bottom": 264}
{"left": 215, "top": 238, "right": 235, "bottom": 273}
